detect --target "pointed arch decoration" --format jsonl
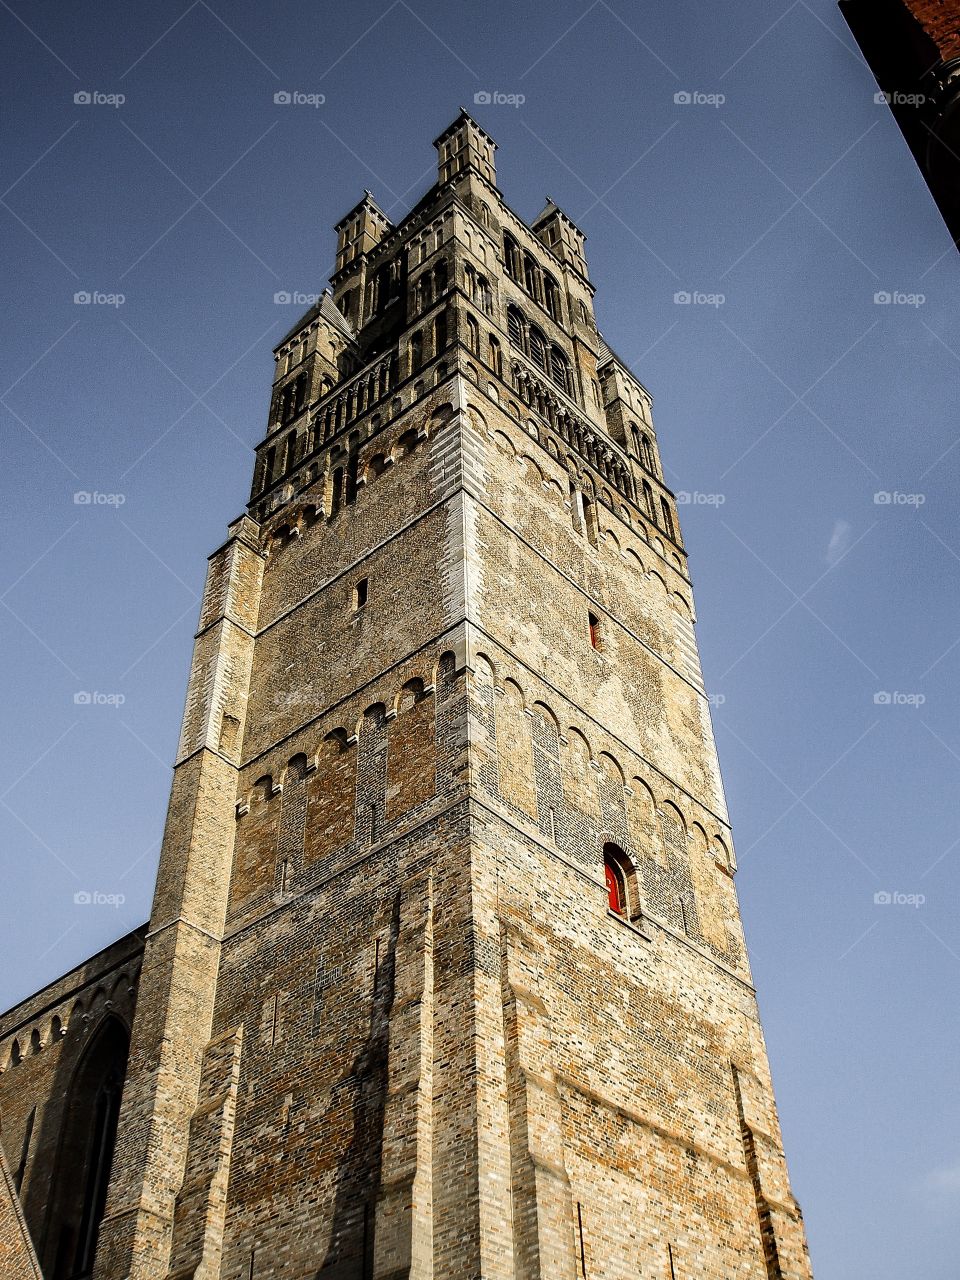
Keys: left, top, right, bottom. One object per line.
{"left": 45, "top": 1015, "right": 130, "bottom": 1280}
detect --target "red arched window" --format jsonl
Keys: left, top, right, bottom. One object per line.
{"left": 603, "top": 842, "right": 640, "bottom": 922}
{"left": 605, "top": 853, "right": 627, "bottom": 915}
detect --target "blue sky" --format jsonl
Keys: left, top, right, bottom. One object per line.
{"left": 1, "top": 2, "right": 958, "bottom": 1275}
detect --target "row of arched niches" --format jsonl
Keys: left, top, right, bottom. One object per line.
{"left": 228, "top": 644, "right": 743, "bottom": 974}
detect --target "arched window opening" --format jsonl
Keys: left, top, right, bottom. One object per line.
{"left": 409, "top": 330, "right": 423, "bottom": 374}
{"left": 434, "top": 309, "right": 448, "bottom": 355}
{"left": 262, "top": 446, "right": 277, "bottom": 491}
{"left": 504, "top": 233, "right": 521, "bottom": 281}
{"left": 641, "top": 434, "right": 656, "bottom": 474}
{"left": 549, "top": 347, "right": 570, "bottom": 393}
{"left": 582, "top": 494, "right": 598, "bottom": 547}
{"left": 488, "top": 335, "right": 503, "bottom": 377}
{"left": 466, "top": 315, "right": 480, "bottom": 355}
{"left": 523, "top": 254, "right": 541, "bottom": 301}
{"left": 544, "top": 273, "right": 562, "bottom": 322}
{"left": 605, "top": 855, "right": 627, "bottom": 915}
{"left": 330, "top": 466, "right": 344, "bottom": 517}
{"left": 507, "top": 305, "right": 524, "bottom": 348}
{"left": 284, "top": 432, "right": 297, "bottom": 474}
{"left": 528, "top": 326, "right": 547, "bottom": 372}
{"left": 660, "top": 498, "right": 675, "bottom": 539}
{"left": 46, "top": 1017, "right": 130, "bottom": 1280}
{"left": 603, "top": 843, "right": 640, "bottom": 923}
{"left": 642, "top": 480, "right": 655, "bottom": 521}
{"left": 476, "top": 275, "right": 492, "bottom": 314}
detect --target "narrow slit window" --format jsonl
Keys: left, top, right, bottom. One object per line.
{"left": 354, "top": 577, "right": 368, "bottom": 611}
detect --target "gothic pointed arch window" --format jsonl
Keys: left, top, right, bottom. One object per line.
{"left": 46, "top": 1016, "right": 130, "bottom": 1280}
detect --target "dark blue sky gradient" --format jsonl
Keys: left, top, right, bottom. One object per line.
{"left": 1, "top": 3, "right": 958, "bottom": 1275}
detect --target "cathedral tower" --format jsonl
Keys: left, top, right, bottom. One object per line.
{"left": 87, "top": 111, "right": 813, "bottom": 1279}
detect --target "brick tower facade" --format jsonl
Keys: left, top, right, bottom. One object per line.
{"left": 77, "top": 111, "right": 813, "bottom": 1279}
